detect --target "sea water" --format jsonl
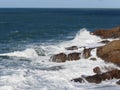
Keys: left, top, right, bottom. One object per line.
{"left": 0, "top": 8, "right": 120, "bottom": 90}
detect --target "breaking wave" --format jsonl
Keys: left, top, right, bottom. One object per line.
{"left": 0, "top": 28, "right": 120, "bottom": 90}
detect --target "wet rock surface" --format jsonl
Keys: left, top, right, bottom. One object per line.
{"left": 72, "top": 69, "right": 120, "bottom": 84}
{"left": 99, "top": 40, "right": 110, "bottom": 44}
{"left": 51, "top": 52, "right": 81, "bottom": 62}
{"left": 50, "top": 53, "right": 67, "bottom": 62}
{"left": 93, "top": 66, "right": 101, "bottom": 74}
{"left": 97, "top": 40, "right": 120, "bottom": 66}
{"left": 65, "top": 46, "right": 78, "bottom": 50}
{"left": 90, "top": 57, "right": 97, "bottom": 61}
{"left": 83, "top": 48, "right": 92, "bottom": 59}
{"left": 93, "top": 26, "right": 120, "bottom": 39}
{"left": 67, "top": 52, "right": 81, "bottom": 61}
{"left": 116, "top": 80, "right": 120, "bottom": 85}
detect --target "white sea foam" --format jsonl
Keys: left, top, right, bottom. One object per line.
{"left": 71, "top": 28, "right": 102, "bottom": 46}
{"left": 0, "top": 48, "right": 38, "bottom": 59}
{"left": 0, "top": 28, "right": 120, "bottom": 90}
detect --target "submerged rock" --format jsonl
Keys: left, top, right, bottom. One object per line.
{"left": 99, "top": 40, "right": 110, "bottom": 44}
{"left": 116, "top": 80, "right": 120, "bottom": 85}
{"left": 97, "top": 40, "right": 120, "bottom": 66}
{"left": 72, "top": 69, "right": 120, "bottom": 84}
{"left": 50, "top": 52, "right": 81, "bottom": 62}
{"left": 90, "top": 57, "right": 97, "bottom": 61}
{"left": 93, "top": 26, "right": 120, "bottom": 39}
{"left": 65, "top": 46, "right": 78, "bottom": 50}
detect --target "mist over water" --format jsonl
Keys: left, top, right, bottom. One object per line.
{"left": 0, "top": 8, "right": 120, "bottom": 90}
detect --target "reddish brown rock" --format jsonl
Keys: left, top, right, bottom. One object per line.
{"left": 65, "top": 46, "right": 78, "bottom": 50}
{"left": 97, "top": 40, "right": 120, "bottom": 66}
{"left": 50, "top": 53, "right": 67, "bottom": 62}
{"left": 50, "top": 52, "right": 81, "bottom": 62}
{"left": 72, "top": 69, "right": 120, "bottom": 84}
{"left": 68, "top": 52, "right": 81, "bottom": 61}
{"left": 93, "top": 26, "right": 120, "bottom": 39}
{"left": 83, "top": 48, "right": 92, "bottom": 59}
{"left": 93, "top": 67, "right": 101, "bottom": 74}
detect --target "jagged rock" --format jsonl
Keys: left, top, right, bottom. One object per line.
{"left": 116, "top": 80, "right": 120, "bottom": 85}
{"left": 71, "top": 77, "right": 83, "bottom": 83}
{"left": 90, "top": 57, "right": 97, "bottom": 61}
{"left": 93, "top": 26, "right": 120, "bottom": 39}
{"left": 50, "top": 53, "right": 67, "bottom": 62}
{"left": 72, "top": 69, "right": 120, "bottom": 84}
{"left": 83, "top": 48, "right": 92, "bottom": 59}
{"left": 65, "top": 46, "right": 78, "bottom": 50}
{"left": 68, "top": 52, "right": 81, "bottom": 61}
{"left": 50, "top": 52, "right": 81, "bottom": 62}
{"left": 93, "top": 67, "right": 101, "bottom": 74}
{"left": 97, "top": 40, "right": 120, "bottom": 66}
{"left": 99, "top": 40, "right": 110, "bottom": 44}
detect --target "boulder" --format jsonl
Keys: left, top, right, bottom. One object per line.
{"left": 50, "top": 52, "right": 81, "bottom": 62}
{"left": 93, "top": 67, "right": 101, "bottom": 74}
{"left": 90, "top": 57, "right": 97, "bottom": 61}
{"left": 72, "top": 69, "right": 120, "bottom": 84}
{"left": 93, "top": 26, "right": 120, "bottom": 39}
{"left": 83, "top": 48, "right": 92, "bottom": 59}
{"left": 65, "top": 46, "right": 78, "bottom": 50}
{"left": 50, "top": 53, "right": 67, "bottom": 62}
{"left": 68, "top": 52, "right": 81, "bottom": 61}
{"left": 97, "top": 40, "right": 120, "bottom": 66}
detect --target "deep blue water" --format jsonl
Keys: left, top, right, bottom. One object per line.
{"left": 0, "top": 8, "right": 120, "bottom": 52}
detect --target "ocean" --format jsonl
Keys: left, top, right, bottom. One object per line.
{"left": 0, "top": 8, "right": 120, "bottom": 90}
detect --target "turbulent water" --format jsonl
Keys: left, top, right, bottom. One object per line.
{"left": 0, "top": 8, "right": 120, "bottom": 90}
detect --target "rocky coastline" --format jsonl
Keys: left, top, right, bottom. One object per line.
{"left": 50, "top": 26, "right": 120, "bottom": 84}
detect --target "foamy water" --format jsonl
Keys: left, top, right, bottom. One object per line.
{"left": 0, "top": 29, "right": 120, "bottom": 90}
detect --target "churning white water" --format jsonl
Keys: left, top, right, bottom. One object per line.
{"left": 0, "top": 29, "right": 120, "bottom": 90}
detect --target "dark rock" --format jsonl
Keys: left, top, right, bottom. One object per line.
{"left": 50, "top": 52, "right": 81, "bottom": 62}
{"left": 99, "top": 40, "right": 110, "bottom": 44}
{"left": 83, "top": 48, "right": 92, "bottom": 59}
{"left": 65, "top": 46, "right": 78, "bottom": 50}
{"left": 72, "top": 69, "right": 120, "bottom": 84}
{"left": 68, "top": 52, "right": 81, "bottom": 61}
{"left": 48, "top": 66, "right": 64, "bottom": 71}
{"left": 93, "top": 26, "right": 120, "bottom": 39}
{"left": 50, "top": 53, "right": 67, "bottom": 62}
{"left": 90, "top": 57, "right": 97, "bottom": 61}
{"left": 71, "top": 77, "right": 84, "bottom": 83}
{"left": 116, "top": 80, "right": 120, "bottom": 85}
{"left": 93, "top": 67, "right": 101, "bottom": 74}
{"left": 97, "top": 40, "right": 120, "bottom": 66}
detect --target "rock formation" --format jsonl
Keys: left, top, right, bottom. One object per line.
{"left": 67, "top": 52, "right": 81, "bottom": 61}
{"left": 50, "top": 53, "right": 67, "bottom": 62}
{"left": 93, "top": 26, "right": 120, "bottom": 38}
{"left": 83, "top": 48, "right": 92, "bottom": 59}
{"left": 50, "top": 52, "right": 81, "bottom": 62}
{"left": 93, "top": 66, "right": 101, "bottom": 74}
{"left": 72, "top": 69, "right": 120, "bottom": 84}
{"left": 97, "top": 40, "right": 120, "bottom": 66}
